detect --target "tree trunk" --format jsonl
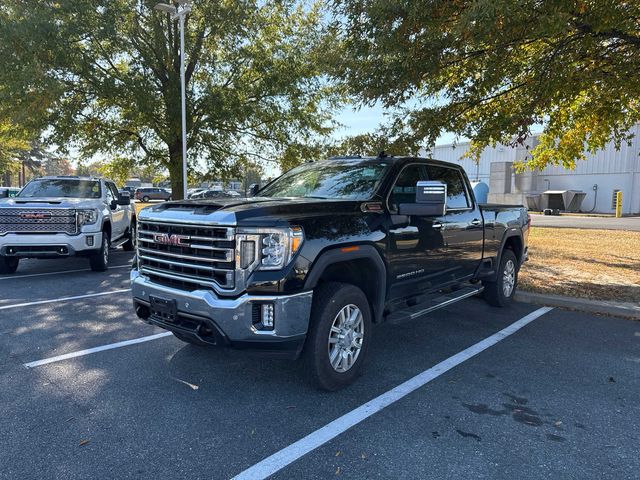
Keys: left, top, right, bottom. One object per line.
{"left": 168, "top": 140, "right": 185, "bottom": 200}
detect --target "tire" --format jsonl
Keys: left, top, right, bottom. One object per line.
{"left": 173, "top": 331, "right": 208, "bottom": 346}
{"left": 89, "top": 233, "right": 110, "bottom": 272}
{"left": 0, "top": 256, "right": 19, "bottom": 274}
{"left": 483, "top": 249, "right": 518, "bottom": 307}
{"left": 304, "top": 282, "right": 372, "bottom": 391}
{"left": 142, "top": 196, "right": 150, "bottom": 202}
{"left": 122, "top": 220, "right": 136, "bottom": 251}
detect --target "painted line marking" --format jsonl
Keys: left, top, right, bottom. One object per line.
{"left": 0, "top": 289, "right": 132, "bottom": 311}
{"left": 231, "top": 306, "right": 554, "bottom": 480}
{"left": 24, "top": 332, "right": 173, "bottom": 368}
{"left": 0, "top": 264, "right": 132, "bottom": 281}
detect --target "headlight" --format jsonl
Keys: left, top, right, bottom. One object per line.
{"left": 238, "top": 227, "right": 304, "bottom": 271}
{"left": 77, "top": 209, "right": 98, "bottom": 227}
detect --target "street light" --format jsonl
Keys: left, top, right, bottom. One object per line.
{"left": 154, "top": 1, "right": 192, "bottom": 200}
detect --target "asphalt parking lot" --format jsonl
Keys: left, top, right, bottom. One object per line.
{"left": 1, "top": 252, "right": 639, "bottom": 480}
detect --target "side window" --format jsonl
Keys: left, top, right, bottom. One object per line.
{"left": 104, "top": 182, "right": 116, "bottom": 204}
{"left": 388, "top": 164, "right": 429, "bottom": 211}
{"left": 426, "top": 166, "right": 470, "bottom": 209}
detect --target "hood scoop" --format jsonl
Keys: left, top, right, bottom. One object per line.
{"left": 13, "top": 200, "right": 63, "bottom": 205}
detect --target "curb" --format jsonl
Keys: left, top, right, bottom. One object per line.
{"left": 515, "top": 291, "right": 640, "bottom": 320}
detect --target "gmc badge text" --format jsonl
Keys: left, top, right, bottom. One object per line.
{"left": 131, "top": 156, "right": 529, "bottom": 390}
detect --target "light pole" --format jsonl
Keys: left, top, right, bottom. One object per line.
{"left": 155, "top": 1, "right": 192, "bottom": 200}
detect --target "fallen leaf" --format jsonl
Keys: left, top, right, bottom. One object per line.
{"left": 335, "top": 467, "right": 341, "bottom": 475}
{"left": 286, "top": 406, "right": 296, "bottom": 410}
{"left": 361, "top": 453, "right": 366, "bottom": 460}
{"left": 335, "top": 451, "right": 342, "bottom": 457}
{"left": 554, "top": 421, "right": 563, "bottom": 427}
{"left": 66, "top": 417, "right": 75, "bottom": 422}
{"left": 79, "top": 439, "right": 89, "bottom": 446}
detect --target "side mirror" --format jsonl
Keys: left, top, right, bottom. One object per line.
{"left": 117, "top": 192, "right": 131, "bottom": 206}
{"left": 249, "top": 184, "right": 260, "bottom": 196}
{"left": 398, "top": 181, "right": 447, "bottom": 216}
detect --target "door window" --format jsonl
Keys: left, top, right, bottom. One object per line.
{"left": 388, "top": 164, "right": 429, "bottom": 211}
{"left": 105, "top": 183, "right": 116, "bottom": 205}
{"left": 426, "top": 166, "right": 470, "bottom": 209}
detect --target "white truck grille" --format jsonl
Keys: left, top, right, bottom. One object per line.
{"left": 137, "top": 220, "right": 236, "bottom": 291}
{"left": 0, "top": 209, "right": 77, "bottom": 235}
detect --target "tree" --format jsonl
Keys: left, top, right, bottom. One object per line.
{"left": 0, "top": 1, "right": 342, "bottom": 198}
{"left": 336, "top": 0, "right": 640, "bottom": 169}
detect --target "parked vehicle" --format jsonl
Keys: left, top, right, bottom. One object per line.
{"left": 0, "top": 187, "right": 21, "bottom": 198}
{"left": 131, "top": 155, "right": 529, "bottom": 390}
{"left": 0, "top": 176, "right": 136, "bottom": 273}
{"left": 135, "top": 187, "right": 172, "bottom": 202}
{"left": 120, "top": 186, "right": 137, "bottom": 196}
{"left": 190, "top": 189, "right": 236, "bottom": 200}
{"left": 187, "top": 188, "right": 207, "bottom": 199}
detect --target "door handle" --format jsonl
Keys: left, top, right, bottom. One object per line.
{"left": 470, "top": 219, "right": 481, "bottom": 226}
{"left": 432, "top": 222, "right": 444, "bottom": 229}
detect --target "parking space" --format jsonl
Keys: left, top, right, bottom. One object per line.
{"left": 1, "top": 258, "right": 638, "bottom": 479}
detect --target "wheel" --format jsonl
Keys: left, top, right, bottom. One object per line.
{"left": 0, "top": 256, "right": 19, "bottom": 274}
{"left": 122, "top": 220, "right": 136, "bottom": 251}
{"left": 304, "top": 282, "right": 372, "bottom": 391}
{"left": 482, "top": 249, "right": 518, "bottom": 307}
{"left": 173, "top": 331, "right": 208, "bottom": 346}
{"left": 89, "top": 233, "right": 110, "bottom": 272}
{"left": 142, "top": 195, "right": 150, "bottom": 202}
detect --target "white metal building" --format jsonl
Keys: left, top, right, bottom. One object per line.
{"left": 422, "top": 126, "right": 640, "bottom": 215}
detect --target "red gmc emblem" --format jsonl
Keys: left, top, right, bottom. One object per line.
{"left": 153, "top": 233, "right": 190, "bottom": 246}
{"left": 20, "top": 213, "right": 51, "bottom": 220}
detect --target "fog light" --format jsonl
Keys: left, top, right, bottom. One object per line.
{"left": 86, "top": 235, "right": 94, "bottom": 247}
{"left": 261, "top": 303, "right": 274, "bottom": 330}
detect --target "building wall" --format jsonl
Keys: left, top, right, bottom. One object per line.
{"left": 422, "top": 128, "right": 640, "bottom": 214}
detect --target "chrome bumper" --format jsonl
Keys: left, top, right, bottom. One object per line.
{"left": 0, "top": 231, "right": 103, "bottom": 257}
{"left": 130, "top": 269, "right": 313, "bottom": 345}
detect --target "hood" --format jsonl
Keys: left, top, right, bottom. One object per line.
{"left": 139, "top": 196, "right": 364, "bottom": 226}
{"left": 0, "top": 197, "right": 100, "bottom": 208}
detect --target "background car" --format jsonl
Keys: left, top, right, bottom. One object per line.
{"left": 189, "top": 189, "right": 240, "bottom": 200}
{"left": 134, "top": 187, "right": 172, "bottom": 202}
{"left": 0, "top": 187, "right": 21, "bottom": 198}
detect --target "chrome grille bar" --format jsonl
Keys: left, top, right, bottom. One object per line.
{"left": 0, "top": 209, "right": 77, "bottom": 235}
{"left": 137, "top": 220, "right": 236, "bottom": 291}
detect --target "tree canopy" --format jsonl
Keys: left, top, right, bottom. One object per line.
{"left": 0, "top": 0, "right": 341, "bottom": 197}
{"left": 336, "top": 0, "right": 640, "bottom": 169}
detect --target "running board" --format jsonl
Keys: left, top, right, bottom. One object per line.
{"left": 110, "top": 237, "right": 129, "bottom": 249}
{"left": 385, "top": 285, "right": 484, "bottom": 324}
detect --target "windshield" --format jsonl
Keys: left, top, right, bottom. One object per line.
{"left": 17, "top": 179, "right": 102, "bottom": 199}
{"left": 259, "top": 160, "right": 390, "bottom": 200}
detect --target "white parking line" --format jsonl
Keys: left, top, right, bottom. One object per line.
{"left": 0, "top": 289, "right": 131, "bottom": 311}
{"left": 231, "top": 306, "right": 554, "bottom": 480}
{"left": 0, "top": 264, "right": 132, "bottom": 281}
{"left": 24, "top": 332, "right": 173, "bottom": 368}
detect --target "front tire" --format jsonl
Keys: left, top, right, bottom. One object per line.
{"left": 304, "top": 282, "right": 372, "bottom": 391}
{"left": 0, "top": 256, "right": 19, "bottom": 274}
{"left": 483, "top": 249, "right": 518, "bottom": 307}
{"left": 122, "top": 221, "right": 136, "bottom": 251}
{"left": 89, "top": 233, "right": 110, "bottom": 272}
{"left": 142, "top": 195, "right": 150, "bottom": 202}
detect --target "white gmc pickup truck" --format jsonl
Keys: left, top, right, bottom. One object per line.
{"left": 0, "top": 176, "right": 136, "bottom": 274}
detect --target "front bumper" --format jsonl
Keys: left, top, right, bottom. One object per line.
{"left": 130, "top": 269, "right": 313, "bottom": 358}
{"left": 0, "top": 231, "right": 103, "bottom": 258}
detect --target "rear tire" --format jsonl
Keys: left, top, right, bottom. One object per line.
{"left": 122, "top": 221, "right": 136, "bottom": 251}
{"left": 173, "top": 331, "right": 208, "bottom": 346}
{"left": 142, "top": 195, "right": 150, "bottom": 202}
{"left": 304, "top": 282, "right": 372, "bottom": 391}
{"left": 89, "top": 233, "right": 110, "bottom": 272}
{"left": 0, "top": 256, "right": 19, "bottom": 274}
{"left": 483, "top": 249, "right": 518, "bottom": 307}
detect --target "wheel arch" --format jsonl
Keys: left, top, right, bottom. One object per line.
{"left": 304, "top": 245, "right": 387, "bottom": 323}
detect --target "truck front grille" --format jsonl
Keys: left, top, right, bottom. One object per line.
{"left": 137, "top": 220, "right": 235, "bottom": 291}
{"left": 0, "top": 209, "right": 77, "bottom": 235}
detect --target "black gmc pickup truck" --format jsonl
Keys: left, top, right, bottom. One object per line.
{"left": 131, "top": 155, "right": 529, "bottom": 390}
